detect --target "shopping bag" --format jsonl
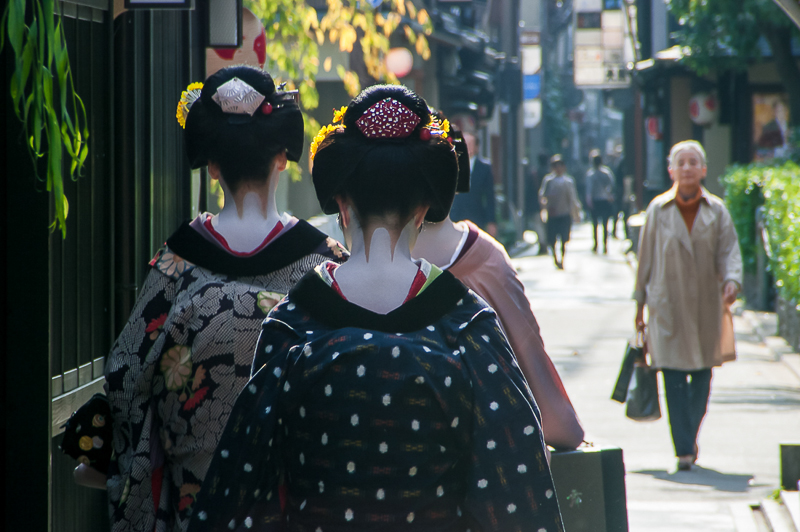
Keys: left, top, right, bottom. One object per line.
{"left": 625, "top": 364, "right": 661, "bottom": 421}
{"left": 611, "top": 332, "right": 646, "bottom": 403}
{"left": 720, "top": 303, "right": 736, "bottom": 363}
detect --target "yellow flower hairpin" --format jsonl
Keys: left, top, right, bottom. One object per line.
{"left": 309, "top": 106, "right": 348, "bottom": 162}
{"left": 176, "top": 82, "right": 204, "bottom": 129}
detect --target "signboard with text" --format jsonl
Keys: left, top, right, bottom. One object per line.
{"left": 573, "top": 1, "right": 632, "bottom": 88}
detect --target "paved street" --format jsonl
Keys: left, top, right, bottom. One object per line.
{"left": 511, "top": 222, "right": 800, "bottom": 531}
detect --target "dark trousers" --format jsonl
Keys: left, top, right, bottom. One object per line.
{"left": 662, "top": 368, "right": 712, "bottom": 457}
{"left": 590, "top": 199, "right": 613, "bottom": 251}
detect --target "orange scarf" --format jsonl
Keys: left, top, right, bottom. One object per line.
{"left": 674, "top": 187, "right": 703, "bottom": 233}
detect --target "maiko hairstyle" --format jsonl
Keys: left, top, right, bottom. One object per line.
{"left": 183, "top": 66, "right": 304, "bottom": 193}
{"left": 311, "top": 85, "right": 458, "bottom": 223}
{"left": 668, "top": 140, "right": 707, "bottom": 168}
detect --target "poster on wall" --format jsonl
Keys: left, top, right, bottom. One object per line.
{"left": 752, "top": 93, "right": 791, "bottom": 161}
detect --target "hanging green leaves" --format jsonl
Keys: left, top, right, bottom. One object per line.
{"left": 2, "top": 0, "right": 88, "bottom": 238}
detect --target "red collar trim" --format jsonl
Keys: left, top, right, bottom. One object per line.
{"left": 203, "top": 215, "right": 284, "bottom": 257}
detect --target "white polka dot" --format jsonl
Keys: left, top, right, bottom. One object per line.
{"left": 409, "top": 466, "right": 418, "bottom": 476}
{"left": 415, "top": 376, "right": 425, "bottom": 384}
{"left": 299, "top": 453, "right": 305, "bottom": 465}
{"left": 545, "top": 489, "right": 554, "bottom": 499}
{"left": 246, "top": 425, "right": 251, "bottom": 434}
{"left": 451, "top": 417, "right": 459, "bottom": 428}
{"left": 228, "top": 519, "right": 236, "bottom": 529}
{"left": 321, "top": 433, "right": 328, "bottom": 445}
{"left": 482, "top": 335, "right": 490, "bottom": 342}
{"left": 377, "top": 488, "right": 385, "bottom": 500}
{"left": 477, "top": 479, "right": 488, "bottom": 488}
{"left": 382, "top": 394, "right": 391, "bottom": 406}
{"left": 264, "top": 406, "right": 271, "bottom": 414}
{"left": 423, "top": 346, "right": 431, "bottom": 353}
{"left": 268, "top": 438, "right": 273, "bottom": 446}
{"left": 248, "top": 384, "right": 257, "bottom": 394}
{"left": 460, "top": 345, "right": 466, "bottom": 354}
{"left": 523, "top": 425, "right": 535, "bottom": 435}
{"left": 391, "top": 346, "right": 400, "bottom": 357}
{"left": 306, "top": 331, "right": 313, "bottom": 335}
{"left": 407, "top": 512, "right": 415, "bottom": 523}
{"left": 440, "top": 445, "right": 446, "bottom": 453}
{"left": 453, "top": 350, "right": 460, "bottom": 356}
{"left": 444, "top": 376, "right": 452, "bottom": 387}
{"left": 488, "top": 364, "right": 498, "bottom": 373}
{"left": 273, "top": 368, "right": 281, "bottom": 378}
{"left": 437, "top": 486, "right": 444, "bottom": 497}
{"left": 287, "top": 303, "right": 295, "bottom": 310}
{"left": 507, "top": 503, "right": 517, "bottom": 513}
{"left": 487, "top": 440, "right": 496, "bottom": 450}
{"left": 457, "top": 506, "right": 462, "bottom": 516}
{"left": 303, "top": 345, "right": 312, "bottom": 357}
{"left": 220, "top": 449, "right": 229, "bottom": 458}
{"left": 245, "top": 516, "right": 253, "bottom": 528}
{"left": 318, "top": 481, "right": 324, "bottom": 493}
{"left": 198, "top": 511, "right": 207, "bottom": 521}
{"left": 379, "top": 442, "right": 388, "bottom": 453}
{"left": 325, "top": 384, "right": 332, "bottom": 396}
{"left": 332, "top": 352, "right": 340, "bottom": 360}
{"left": 283, "top": 382, "right": 291, "bottom": 392}
{"left": 300, "top": 499, "right": 307, "bottom": 510}
{"left": 299, "top": 406, "right": 306, "bottom": 418}
{"left": 225, "top": 488, "right": 230, "bottom": 496}
{"left": 412, "top": 420, "right": 420, "bottom": 430}
{"left": 364, "top": 333, "right": 373, "bottom": 340}
{"left": 266, "top": 491, "right": 272, "bottom": 500}
{"left": 538, "top": 529, "right": 546, "bottom": 532}
{"left": 243, "top": 463, "right": 253, "bottom": 472}
{"left": 351, "top": 414, "right": 359, "bottom": 426}
{"left": 518, "top": 464, "right": 528, "bottom": 473}
{"left": 265, "top": 345, "right": 273, "bottom": 353}
{"left": 347, "top": 462, "right": 356, "bottom": 473}
{"left": 357, "top": 365, "right": 366, "bottom": 377}
{"left": 459, "top": 322, "right": 468, "bottom": 329}
{"left": 457, "top": 299, "right": 464, "bottom": 306}
{"left": 254, "top": 489, "right": 260, "bottom": 498}
{"left": 345, "top": 509, "right": 354, "bottom": 521}
{"left": 490, "top": 401, "right": 499, "bottom": 411}
{"left": 427, "top": 325, "right": 435, "bottom": 331}
{"left": 316, "top": 528, "right": 322, "bottom": 532}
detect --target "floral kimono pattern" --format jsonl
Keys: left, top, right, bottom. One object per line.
{"left": 189, "top": 268, "right": 563, "bottom": 532}
{"left": 105, "top": 219, "right": 344, "bottom": 532}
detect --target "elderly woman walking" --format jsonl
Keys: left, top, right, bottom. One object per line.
{"left": 634, "top": 140, "right": 742, "bottom": 471}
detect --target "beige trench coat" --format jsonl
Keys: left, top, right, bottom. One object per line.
{"left": 634, "top": 186, "right": 742, "bottom": 371}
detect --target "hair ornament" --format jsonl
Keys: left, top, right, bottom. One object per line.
{"left": 212, "top": 77, "right": 266, "bottom": 116}
{"left": 421, "top": 115, "right": 451, "bottom": 142}
{"left": 356, "top": 98, "right": 421, "bottom": 139}
{"left": 176, "top": 82, "right": 204, "bottom": 129}
{"left": 309, "top": 106, "right": 349, "bottom": 163}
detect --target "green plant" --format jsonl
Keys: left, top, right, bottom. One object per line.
{"left": 720, "top": 161, "right": 800, "bottom": 305}
{"left": 2, "top": 0, "right": 89, "bottom": 238}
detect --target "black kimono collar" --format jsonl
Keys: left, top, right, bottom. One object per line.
{"left": 166, "top": 219, "right": 328, "bottom": 276}
{"left": 287, "top": 269, "right": 468, "bottom": 333}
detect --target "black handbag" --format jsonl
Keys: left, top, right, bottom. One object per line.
{"left": 611, "top": 333, "right": 645, "bottom": 403}
{"left": 625, "top": 364, "right": 661, "bottom": 421}
{"left": 59, "top": 393, "right": 113, "bottom": 474}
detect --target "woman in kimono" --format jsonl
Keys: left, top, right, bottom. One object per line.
{"left": 412, "top": 121, "right": 584, "bottom": 451}
{"left": 189, "top": 85, "right": 563, "bottom": 532}
{"left": 634, "top": 140, "right": 742, "bottom": 471}
{"left": 98, "top": 66, "right": 345, "bottom": 531}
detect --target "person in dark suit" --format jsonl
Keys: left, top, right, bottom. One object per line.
{"left": 449, "top": 131, "right": 497, "bottom": 236}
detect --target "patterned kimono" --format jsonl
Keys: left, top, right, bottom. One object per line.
{"left": 188, "top": 264, "right": 564, "bottom": 532}
{"left": 105, "top": 217, "right": 346, "bottom": 532}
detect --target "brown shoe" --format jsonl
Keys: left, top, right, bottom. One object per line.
{"left": 677, "top": 455, "right": 693, "bottom": 471}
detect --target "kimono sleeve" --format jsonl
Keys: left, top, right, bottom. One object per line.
{"left": 459, "top": 313, "right": 563, "bottom": 532}
{"left": 189, "top": 340, "right": 294, "bottom": 532}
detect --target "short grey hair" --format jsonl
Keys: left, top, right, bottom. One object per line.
{"left": 668, "top": 140, "right": 707, "bottom": 168}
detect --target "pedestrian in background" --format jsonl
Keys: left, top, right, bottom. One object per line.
{"left": 539, "top": 154, "right": 580, "bottom": 269}
{"left": 525, "top": 153, "right": 551, "bottom": 255}
{"left": 448, "top": 129, "right": 497, "bottom": 237}
{"left": 189, "top": 84, "right": 563, "bottom": 532}
{"left": 634, "top": 140, "right": 742, "bottom": 471}
{"left": 585, "top": 148, "right": 616, "bottom": 254}
{"left": 100, "top": 66, "right": 344, "bottom": 532}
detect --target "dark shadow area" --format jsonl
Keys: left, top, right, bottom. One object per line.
{"left": 711, "top": 386, "right": 800, "bottom": 406}
{"left": 631, "top": 466, "right": 758, "bottom": 492}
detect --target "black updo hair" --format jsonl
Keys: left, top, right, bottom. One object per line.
{"left": 183, "top": 66, "right": 304, "bottom": 194}
{"left": 312, "top": 85, "right": 458, "bottom": 224}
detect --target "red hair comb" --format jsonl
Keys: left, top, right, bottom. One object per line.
{"left": 356, "top": 98, "right": 421, "bottom": 139}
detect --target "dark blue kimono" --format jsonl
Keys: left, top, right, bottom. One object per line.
{"left": 188, "top": 267, "right": 563, "bottom": 532}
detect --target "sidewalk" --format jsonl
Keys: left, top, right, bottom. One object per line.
{"left": 511, "top": 223, "right": 800, "bottom": 532}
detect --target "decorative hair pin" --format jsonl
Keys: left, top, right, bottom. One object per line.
{"left": 212, "top": 77, "right": 265, "bottom": 116}
{"left": 356, "top": 98, "right": 420, "bottom": 139}
{"left": 309, "top": 105, "right": 348, "bottom": 163}
{"left": 176, "top": 82, "right": 204, "bottom": 129}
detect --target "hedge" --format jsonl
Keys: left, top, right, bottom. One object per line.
{"left": 720, "top": 161, "right": 800, "bottom": 306}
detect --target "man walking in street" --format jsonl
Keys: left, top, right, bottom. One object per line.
{"left": 539, "top": 154, "right": 579, "bottom": 269}
{"left": 585, "top": 148, "right": 615, "bottom": 254}
{"left": 449, "top": 131, "right": 497, "bottom": 236}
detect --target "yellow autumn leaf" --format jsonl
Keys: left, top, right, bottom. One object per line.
{"left": 406, "top": 1, "right": 416, "bottom": 19}
{"left": 324, "top": 56, "right": 332, "bottom": 72}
